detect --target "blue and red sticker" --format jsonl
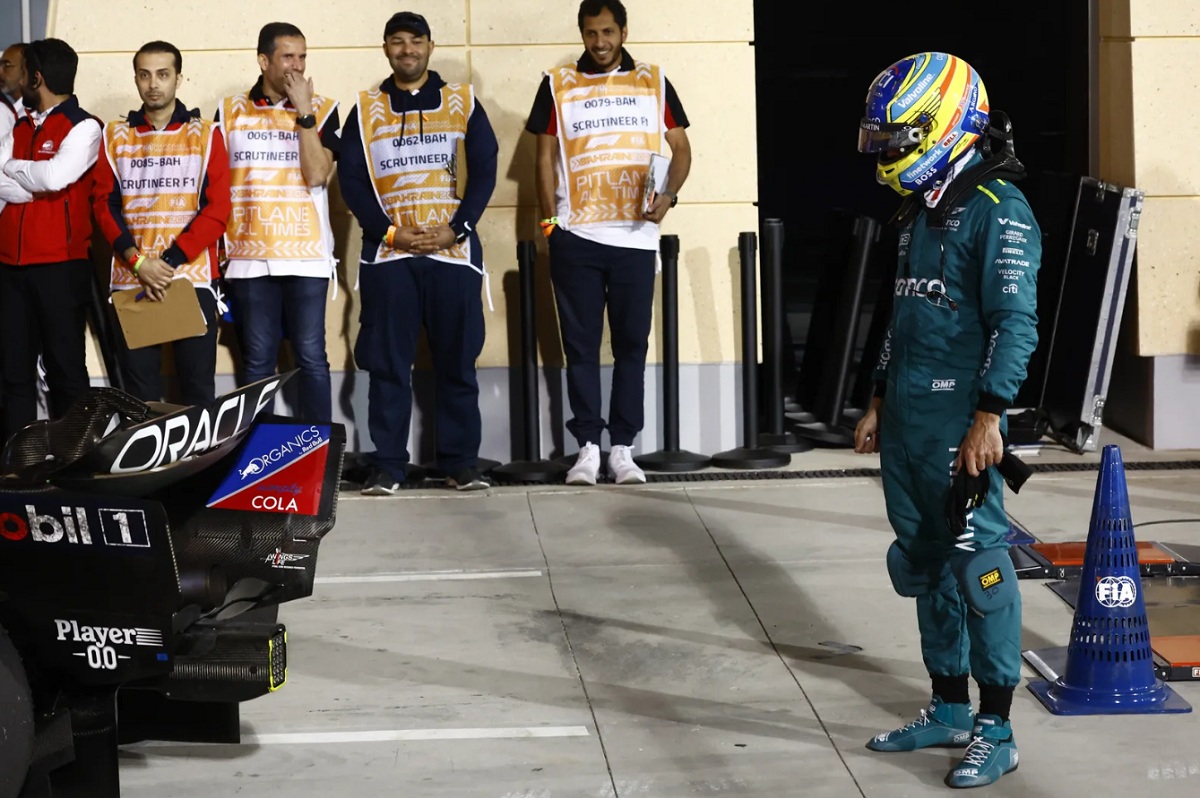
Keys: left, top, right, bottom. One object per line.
{"left": 207, "top": 424, "right": 330, "bottom": 515}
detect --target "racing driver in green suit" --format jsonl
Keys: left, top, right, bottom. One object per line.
{"left": 853, "top": 51, "right": 1041, "bottom": 789}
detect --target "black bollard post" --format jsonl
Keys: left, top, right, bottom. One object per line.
{"left": 636, "top": 235, "right": 711, "bottom": 472}
{"left": 90, "top": 264, "right": 126, "bottom": 392}
{"left": 493, "top": 240, "right": 568, "bottom": 483}
{"left": 793, "top": 216, "right": 880, "bottom": 446}
{"left": 851, "top": 244, "right": 896, "bottom": 413}
{"left": 711, "top": 232, "right": 790, "bottom": 470}
{"left": 757, "top": 218, "right": 811, "bottom": 453}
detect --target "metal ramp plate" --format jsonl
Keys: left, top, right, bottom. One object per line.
{"left": 1005, "top": 517, "right": 1038, "bottom": 546}
{"left": 1027, "top": 575, "right": 1200, "bottom": 681}
{"left": 1011, "top": 540, "right": 1200, "bottom": 580}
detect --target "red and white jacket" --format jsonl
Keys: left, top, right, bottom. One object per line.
{"left": 0, "top": 95, "right": 101, "bottom": 265}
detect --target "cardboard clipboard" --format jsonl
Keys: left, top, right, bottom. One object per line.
{"left": 112, "top": 279, "right": 208, "bottom": 350}
{"left": 453, "top": 136, "right": 468, "bottom": 200}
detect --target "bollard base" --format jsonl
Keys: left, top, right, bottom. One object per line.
{"left": 791, "top": 421, "right": 857, "bottom": 448}
{"left": 784, "top": 409, "right": 816, "bottom": 424}
{"left": 758, "top": 430, "right": 814, "bottom": 453}
{"left": 710, "top": 446, "right": 791, "bottom": 470}
{"left": 418, "top": 458, "right": 502, "bottom": 480}
{"left": 635, "top": 449, "right": 712, "bottom": 473}
{"left": 491, "top": 460, "right": 568, "bottom": 484}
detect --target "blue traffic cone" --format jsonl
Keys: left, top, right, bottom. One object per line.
{"left": 1028, "top": 445, "right": 1191, "bottom": 714}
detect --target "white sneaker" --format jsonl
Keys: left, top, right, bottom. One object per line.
{"left": 566, "top": 442, "right": 600, "bottom": 485}
{"left": 607, "top": 445, "right": 646, "bottom": 485}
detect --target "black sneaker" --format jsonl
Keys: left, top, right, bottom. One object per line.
{"left": 361, "top": 467, "right": 402, "bottom": 496}
{"left": 447, "top": 467, "right": 490, "bottom": 492}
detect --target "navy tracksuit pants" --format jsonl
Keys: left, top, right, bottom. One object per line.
{"left": 549, "top": 229, "right": 656, "bottom": 448}
{"left": 354, "top": 256, "right": 484, "bottom": 479}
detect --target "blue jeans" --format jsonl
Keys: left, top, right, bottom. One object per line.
{"left": 228, "top": 275, "right": 332, "bottom": 422}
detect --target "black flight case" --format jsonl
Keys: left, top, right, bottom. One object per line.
{"left": 1037, "top": 176, "right": 1144, "bottom": 453}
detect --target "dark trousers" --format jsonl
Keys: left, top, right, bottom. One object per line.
{"left": 115, "top": 285, "right": 218, "bottom": 407}
{"left": 0, "top": 261, "right": 92, "bottom": 443}
{"left": 354, "top": 257, "right": 484, "bottom": 480}
{"left": 228, "top": 275, "right": 332, "bottom": 422}
{"left": 549, "top": 230, "right": 656, "bottom": 447}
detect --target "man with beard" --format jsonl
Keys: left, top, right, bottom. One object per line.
{"left": 0, "top": 42, "right": 29, "bottom": 214}
{"left": 525, "top": 0, "right": 692, "bottom": 486}
{"left": 0, "top": 38, "right": 101, "bottom": 441}
{"left": 0, "top": 42, "right": 26, "bottom": 133}
{"left": 338, "top": 11, "right": 498, "bottom": 494}
{"left": 92, "top": 40, "right": 231, "bottom": 406}
{"left": 216, "top": 22, "right": 340, "bottom": 422}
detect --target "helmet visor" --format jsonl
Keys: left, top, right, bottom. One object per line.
{"left": 858, "top": 119, "right": 924, "bottom": 154}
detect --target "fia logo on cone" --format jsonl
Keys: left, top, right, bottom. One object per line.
{"left": 1095, "top": 575, "right": 1137, "bottom": 608}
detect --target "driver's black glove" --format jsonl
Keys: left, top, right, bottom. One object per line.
{"left": 944, "top": 468, "right": 991, "bottom": 539}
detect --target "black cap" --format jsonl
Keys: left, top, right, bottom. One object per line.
{"left": 384, "top": 12, "right": 431, "bottom": 39}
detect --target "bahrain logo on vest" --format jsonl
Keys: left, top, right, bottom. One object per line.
{"left": 105, "top": 117, "right": 213, "bottom": 288}
{"left": 222, "top": 93, "right": 337, "bottom": 260}
{"left": 358, "top": 83, "right": 472, "bottom": 266}
{"left": 550, "top": 61, "right": 664, "bottom": 227}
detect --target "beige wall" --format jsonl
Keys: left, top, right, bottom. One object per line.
{"left": 49, "top": 0, "right": 757, "bottom": 378}
{"left": 1100, "top": 0, "right": 1200, "bottom": 356}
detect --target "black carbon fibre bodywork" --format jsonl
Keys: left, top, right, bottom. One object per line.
{"left": 0, "top": 373, "right": 346, "bottom": 798}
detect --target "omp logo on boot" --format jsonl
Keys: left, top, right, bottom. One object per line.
{"left": 0, "top": 506, "right": 149, "bottom": 547}
{"left": 979, "top": 568, "right": 1004, "bottom": 590}
{"left": 55, "top": 618, "right": 164, "bottom": 670}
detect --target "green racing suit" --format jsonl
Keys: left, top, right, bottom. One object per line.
{"left": 872, "top": 160, "right": 1041, "bottom": 688}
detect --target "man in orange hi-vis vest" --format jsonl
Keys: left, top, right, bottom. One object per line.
{"left": 526, "top": 0, "right": 692, "bottom": 487}
{"left": 216, "top": 22, "right": 340, "bottom": 423}
{"left": 339, "top": 11, "right": 499, "bottom": 495}
{"left": 93, "top": 40, "right": 231, "bottom": 407}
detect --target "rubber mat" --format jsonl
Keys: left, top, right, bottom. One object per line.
{"left": 339, "top": 455, "right": 1200, "bottom": 491}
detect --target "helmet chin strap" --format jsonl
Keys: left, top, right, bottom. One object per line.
{"left": 923, "top": 157, "right": 975, "bottom": 209}
{"left": 889, "top": 111, "right": 1026, "bottom": 228}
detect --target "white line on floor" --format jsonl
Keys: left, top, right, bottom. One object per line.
{"left": 135, "top": 726, "right": 590, "bottom": 747}
{"left": 315, "top": 569, "right": 543, "bottom": 584}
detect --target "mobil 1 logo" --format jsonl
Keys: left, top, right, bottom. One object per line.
{"left": 98, "top": 508, "right": 150, "bottom": 547}
{"left": 0, "top": 503, "right": 150, "bottom": 547}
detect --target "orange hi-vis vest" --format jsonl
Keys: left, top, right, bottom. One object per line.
{"left": 357, "top": 83, "right": 472, "bottom": 267}
{"left": 221, "top": 93, "right": 337, "bottom": 260}
{"left": 104, "top": 117, "right": 214, "bottom": 289}
{"left": 549, "top": 61, "right": 665, "bottom": 228}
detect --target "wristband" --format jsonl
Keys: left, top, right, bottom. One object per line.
{"left": 539, "top": 217, "right": 559, "bottom": 238}
{"left": 132, "top": 254, "right": 147, "bottom": 274}
{"left": 126, "top": 251, "right": 141, "bottom": 267}
{"left": 385, "top": 225, "right": 397, "bottom": 249}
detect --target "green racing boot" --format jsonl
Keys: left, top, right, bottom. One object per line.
{"left": 945, "top": 714, "right": 1019, "bottom": 788}
{"left": 866, "top": 696, "right": 973, "bottom": 752}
